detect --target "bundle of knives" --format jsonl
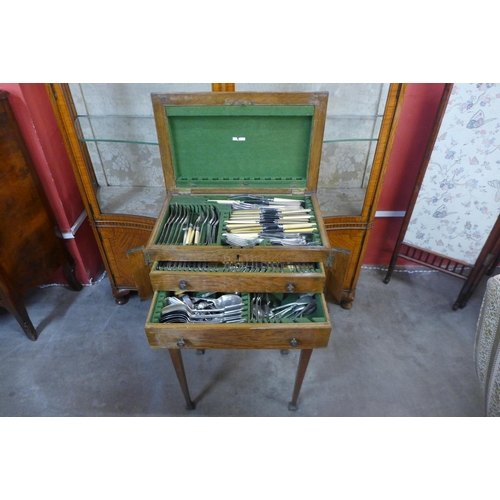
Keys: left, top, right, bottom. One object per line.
{"left": 212, "top": 196, "right": 317, "bottom": 246}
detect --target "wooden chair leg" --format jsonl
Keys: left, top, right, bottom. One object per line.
{"left": 0, "top": 292, "right": 38, "bottom": 341}
{"left": 1, "top": 267, "right": 38, "bottom": 340}
{"left": 288, "top": 349, "right": 313, "bottom": 411}
{"left": 169, "top": 349, "right": 196, "bottom": 410}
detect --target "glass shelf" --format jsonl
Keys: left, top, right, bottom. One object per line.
{"left": 75, "top": 115, "right": 158, "bottom": 145}
{"left": 324, "top": 114, "right": 383, "bottom": 143}
{"left": 75, "top": 113, "right": 383, "bottom": 145}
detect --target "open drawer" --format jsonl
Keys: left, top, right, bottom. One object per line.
{"left": 145, "top": 290, "right": 332, "bottom": 350}
{"left": 150, "top": 260, "right": 327, "bottom": 293}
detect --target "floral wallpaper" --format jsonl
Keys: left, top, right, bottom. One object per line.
{"left": 405, "top": 83, "right": 500, "bottom": 265}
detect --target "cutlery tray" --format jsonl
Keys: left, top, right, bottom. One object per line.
{"left": 155, "top": 261, "right": 322, "bottom": 273}
{"left": 153, "top": 194, "right": 323, "bottom": 248}
{"left": 145, "top": 290, "right": 331, "bottom": 350}
{"left": 149, "top": 291, "right": 328, "bottom": 324}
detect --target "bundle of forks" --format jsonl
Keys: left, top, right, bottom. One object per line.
{"left": 157, "top": 204, "right": 219, "bottom": 245}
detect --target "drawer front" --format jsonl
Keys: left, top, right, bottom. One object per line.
{"left": 147, "top": 244, "right": 330, "bottom": 264}
{"left": 150, "top": 262, "right": 326, "bottom": 293}
{"left": 145, "top": 291, "right": 332, "bottom": 350}
{"left": 146, "top": 323, "right": 331, "bottom": 350}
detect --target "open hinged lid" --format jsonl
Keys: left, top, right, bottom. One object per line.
{"left": 151, "top": 92, "right": 328, "bottom": 195}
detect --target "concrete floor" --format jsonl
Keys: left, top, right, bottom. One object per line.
{"left": 0, "top": 267, "right": 487, "bottom": 417}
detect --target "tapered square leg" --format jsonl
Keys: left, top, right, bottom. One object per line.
{"left": 288, "top": 349, "right": 313, "bottom": 411}
{"left": 169, "top": 349, "right": 196, "bottom": 410}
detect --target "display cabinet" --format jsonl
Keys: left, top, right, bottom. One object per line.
{"left": 47, "top": 83, "right": 406, "bottom": 307}
{"left": 318, "top": 83, "right": 406, "bottom": 307}
{"left": 47, "top": 84, "right": 211, "bottom": 303}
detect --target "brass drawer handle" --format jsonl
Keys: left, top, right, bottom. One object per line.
{"left": 177, "top": 337, "right": 186, "bottom": 348}
{"left": 179, "top": 280, "right": 188, "bottom": 290}
{"left": 286, "top": 282, "right": 295, "bottom": 292}
{"left": 289, "top": 338, "right": 298, "bottom": 347}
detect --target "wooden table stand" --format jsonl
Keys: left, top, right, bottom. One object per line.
{"left": 168, "top": 346, "right": 313, "bottom": 411}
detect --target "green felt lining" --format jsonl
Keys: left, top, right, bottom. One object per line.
{"left": 150, "top": 292, "right": 326, "bottom": 324}
{"left": 166, "top": 106, "right": 314, "bottom": 188}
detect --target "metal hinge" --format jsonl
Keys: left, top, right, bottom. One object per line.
{"left": 144, "top": 250, "right": 152, "bottom": 266}
{"left": 177, "top": 188, "right": 191, "bottom": 195}
{"left": 291, "top": 188, "right": 306, "bottom": 195}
